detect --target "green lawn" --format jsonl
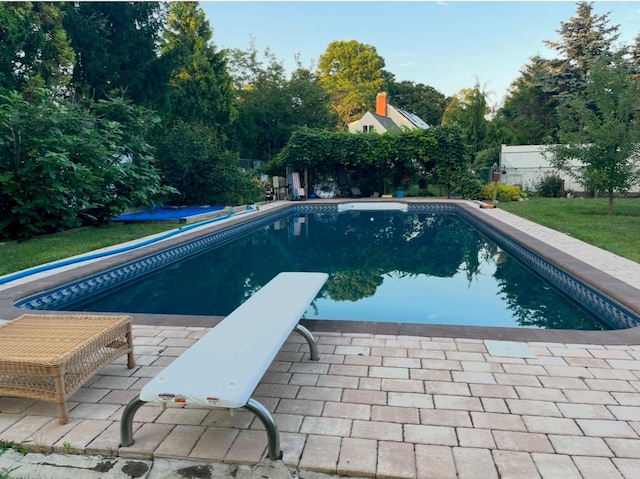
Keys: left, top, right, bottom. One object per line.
{"left": 498, "top": 197, "right": 640, "bottom": 263}
{"left": 0, "top": 223, "right": 177, "bottom": 277}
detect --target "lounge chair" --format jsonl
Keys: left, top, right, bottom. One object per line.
{"left": 289, "top": 172, "right": 306, "bottom": 200}
{"left": 338, "top": 170, "right": 362, "bottom": 198}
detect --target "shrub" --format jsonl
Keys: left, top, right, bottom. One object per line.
{"left": 480, "top": 182, "right": 524, "bottom": 202}
{"left": 535, "top": 174, "right": 565, "bottom": 197}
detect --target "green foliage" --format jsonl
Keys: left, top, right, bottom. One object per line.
{"left": 481, "top": 183, "right": 524, "bottom": 202}
{"left": 548, "top": 52, "right": 640, "bottom": 214}
{"left": 317, "top": 40, "right": 385, "bottom": 126}
{"left": 63, "top": 1, "right": 166, "bottom": 105}
{"left": 155, "top": 122, "right": 262, "bottom": 206}
{"left": 0, "top": 2, "right": 75, "bottom": 91}
{"left": 0, "top": 88, "right": 172, "bottom": 239}
{"left": 383, "top": 76, "right": 447, "bottom": 126}
{"left": 534, "top": 174, "right": 565, "bottom": 197}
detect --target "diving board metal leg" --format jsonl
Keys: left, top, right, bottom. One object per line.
{"left": 120, "top": 396, "right": 147, "bottom": 447}
{"left": 243, "top": 398, "right": 282, "bottom": 461}
{"left": 294, "top": 324, "right": 319, "bottom": 361}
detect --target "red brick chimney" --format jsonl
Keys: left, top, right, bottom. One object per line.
{"left": 376, "top": 92, "right": 387, "bottom": 116}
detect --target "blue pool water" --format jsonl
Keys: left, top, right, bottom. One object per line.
{"left": 60, "top": 210, "right": 606, "bottom": 330}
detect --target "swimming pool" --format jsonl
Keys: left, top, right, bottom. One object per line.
{"left": 14, "top": 203, "right": 640, "bottom": 331}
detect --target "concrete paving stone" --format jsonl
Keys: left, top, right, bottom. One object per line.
{"left": 612, "top": 458, "right": 640, "bottom": 478}
{"left": 99, "top": 388, "right": 140, "bottom": 405}
{"left": 548, "top": 434, "right": 614, "bottom": 456}
{"left": 350, "top": 337, "right": 386, "bottom": 347}
{"left": 87, "top": 375, "right": 140, "bottom": 391}
{"left": 155, "top": 407, "right": 209, "bottom": 426}
{"left": 224, "top": 429, "right": 267, "bottom": 464}
{"left": 548, "top": 347, "right": 593, "bottom": 358}
{"left": 317, "top": 335, "right": 352, "bottom": 345}
{"left": 276, "top": 352, "right": 304, "bottom": 363}
{"left": 604, "top": 438, "right": 640, "bottom": 458}
{"left": 388, "top": 392, "right": 434, "bottom": 408}
{"left": 514, "top": 385, "right": 568, "bottom": 402}
{"left": 382, "top": 357, "right": 422, "bottom": 368}
{"left": 323, "top": 401, "right": 371, "bottom": 420}
{"left": 26, "top": 418, "right": 78, "bottom": 454}
{"left": 576, "top": 419, "right": 639, "bottom": 438}
{"left": 1, "top": 415, "right": 54, "bottom": 443}
{"left": 481, "top": 398, "right": 509, "bottom": 413}
{"left": 342, "top": 389, "right": 387, "bottom": 406}
{"left": 492, "top": 430, "right": 554, "bottom": 453}
{"left": 444, "top": 351, "right": 485, "bottom": 362}
{"left": 607, "top": 406, "right": 640, "bottom": 421}
{"left": 589, "top": 368, "right": 638, "bottom": 380}
{"left": 584, "top": 378, "right": 637, "bottom": 392}
{"left": 494, "top": 373, "right": 542, "bottom": 387}
{"left": 381, "top": 379, "right": 425, "bottom": 393}
{"left": 188, "top": 426, "right": 238, "bottom": 461}
{"left": 461, "top": 362, "right": 510, "bottom": 374}
{"left": 254, "top": 383, "right": 300, "bottom": 399}
{"left": 279, "top": 432, "right": 306, "bottom": 467}
{"left": 262, "top": 372, "right": 293, "bottom": 385}
{"left": 337, "top": 437, "right": 377, "bottom": 478}
{"left": 370, "top": 347, "right": 409, "bottom": 358}
{"left": 386, "top": 339, "right": 421, "bottom": 349}
{"left": 573, "top": 456, "right": 623, "bottom": 479}
{"left": 352, "top": 420, "right": 403, "bottom": 441}
{"left": 469, "top": 384, "right": 518, "bottom": 399}
{"left": 289, "top": 373, "right": 319, "bottom": 386}
{"left": 317, "top": 374, "right": 359, "bottom": 389}
{"left": 612, "top": 393, "right": 640, "bottom": 407}
{"left": 275, "top": 399, "right": 323, "bottom": 417}
{"left": 492, "top": 450, "right": 541, "bottom": 479}
{"left": 451, "top": 371, "right": 496, "bottom": 384}
{"left": 507, "top": 399, "right": 561, "bottom": 417}
{"left": 531, "top": 453, "right": 582, "bottom": 479}
{"left": 421, "top": 341, "right": 458, "bottom": 351}
{"left": 298, "top": 435, "right": 341, "bottom": 473}
{"left": 119, "top": 423, "right": 176, "bottom": 460}
{"left": 485, "top": 356, "right": 527, "bottom": 365}
{"left": 537, "top": 376, "right": 589, "bottom": 389}
{"left": 456, "top": 427, "right": 496, "bottom": 448}
{"left": 370, "top": 366, "right": 411, "bottom": 380}
{"left": 86, "top": 422, "right": 130, "bottom": 456}
{"left": 297, "top": 386, "right": 342, "bottom": 402}
{"left": 334, "top": 345, "right": 371, "bottom": 356}
{"left": 328, "top": 364, "right": 369, "bottom": 377}
{"left": 70, "top": 387, "right": 111, "bottom": 403}
{"left": 358, "top": 377, "right": 383, "bottom": 390}
{"left": 371, "top": 405, "right": 418, "bottom": 424}
{"left": 420, "top": 409, "right": 472, "bottom": 428}
{"left": 453, "top": 447, "right": 498, "bottom": 479}
{"left": 543, "top": 365, "right": 594, "bottom": 378}
{"left": 591, "top": 349, "right": 635, "bottom": 359}
{"left": 404, "top": 424, "right": 457, "bottom": 446}
{"left": 299, "top": 416, "right": 352, "bottom": 437}
{"left": 563, "top": 389, "right": 617, "bottom": 405}
{"left": 410, "top": 369, "right": 452, "bottom": 381}
{"left": 470, "top": 412, "right": 526, "bottom": 431}
{"left": 564, "top": 357, "right": 612, "bottom": 369}
{"left": 607, "top": 360, "right": 640, "bottom": 370}
{"left": 420, "top": 359, "right": 463, "bottom": 371}
{"left": 522, "top": 415, "right": 582, "bottom": 435}
{"left": 202, "top": 408, "right": 254, "bottom": 428}
{"left": 557, "top": 403, "right": 615, "bottom": 419}
{"left": 415, "top": 444, "right": 457, "bottom": 479}
{"left": 377, "top": 441, "right": 416, "bottom": 479}
{"left": 502, "top": 364, "right": 549, "bottom": 376}
{"left": 424, "top": 381, "right": 470, "bottom": 396}
{"left": 344, "top": 355, "right": 382, "bottom": 366}
{"left": 408, "top": 349, "right": 446, "bottom": 360}
{"left": 154, "top": 425, "right": 205, "bottom": 458}
{"left": 258, "top": 413, "right": 303, "bottom": 433}
{"left": 53, "top": 419, "right": 112, "bottom": 453}
{"left": 433, "top": 395, "right": 482, "bottom": 412}
{"left": 0, "top": 397, "right": 35, "bottom": 415}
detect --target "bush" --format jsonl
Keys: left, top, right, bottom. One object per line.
{"left": 480, "top": 183, "right": 524, "bottom": 202}
{"left": 535, "top": 174, "right": 565, "bottom": 197}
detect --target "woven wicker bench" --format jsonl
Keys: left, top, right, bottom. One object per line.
{"left": 0, "top": 314, "right": 134, "bottom": 424}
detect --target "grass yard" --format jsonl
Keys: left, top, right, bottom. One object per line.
{"left": 499, "top": 197, "right": 640, "bottom": 263}
{"left": 0, "top": 223, "right": 177, "bottom": 277}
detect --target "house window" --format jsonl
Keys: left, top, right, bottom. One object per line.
{"left": 363, "top": 125, "right": 374, "bottom": 132}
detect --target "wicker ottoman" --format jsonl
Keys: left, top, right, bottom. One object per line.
{"left": 0, "top": 314, "right": 134, "bottom": 424}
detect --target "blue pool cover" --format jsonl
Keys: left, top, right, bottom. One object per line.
{"left": 113, "top": 205, "right": 224, "bottom": 222}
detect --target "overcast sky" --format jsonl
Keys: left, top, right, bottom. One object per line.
{"left": 201, "top": 1, "right": 640, "bottom": 105}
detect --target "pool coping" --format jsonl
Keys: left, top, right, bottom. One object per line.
{"left": 1, "top": 198, "right": 639, "bottom": 345}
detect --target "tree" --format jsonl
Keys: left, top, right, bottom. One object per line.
{"left": 63, "top": 2, "right": 165, "bottom": 104}
{"left": 317, "top": 40, "right": 385, "bottom": 127}
{"left": 547, "top": 53, "right": 640, "bottom": 214}
{"left": 0, "top": 2, "right": 74, "bottom": 92}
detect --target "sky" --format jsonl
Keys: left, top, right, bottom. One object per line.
{"left": 201, "top": 1, "right": 640, "bottom": 106}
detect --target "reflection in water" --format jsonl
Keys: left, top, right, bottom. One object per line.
{"left": 71, "top": 211, "right": 605, "bottom": 330}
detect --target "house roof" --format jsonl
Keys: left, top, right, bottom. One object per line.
{"left": 396, "top": 108, "right": 429, "bottom": 129}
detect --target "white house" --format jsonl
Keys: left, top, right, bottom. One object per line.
{"left": 348, "top": 92, "right": 429, "bottom": 133}
{"left": 499, "top": 144, "right": 640, "bottom": 194}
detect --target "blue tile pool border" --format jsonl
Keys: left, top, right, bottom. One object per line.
{"left": 13, "top": 203, "right": 640, "bottom": 330}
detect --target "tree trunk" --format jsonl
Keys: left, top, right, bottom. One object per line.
{"left": 608, "top": 189, "right": 615, "bottom": 215}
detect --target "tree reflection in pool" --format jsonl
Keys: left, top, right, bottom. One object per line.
{"left": 70, "top": 211, "right": 605, "bottom": 330}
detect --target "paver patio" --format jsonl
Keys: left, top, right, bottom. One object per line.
{"left": 0, "top": 203, "right": 639, "bottom": 478}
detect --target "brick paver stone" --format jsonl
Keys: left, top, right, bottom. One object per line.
{"left": 456, "top": 427, "right": 496, "bottom": 448}
{"left": 377, "top": 441, "right": 416, "bottom": 479}
{"left": 577, "top": 419, "right": 639, "bottom": 438}
{"left": 415, "top": 445, "right": 457, "bottom": 479}
{"left": 604, "top": 438, "right": 640, "bottom": 458}
{"left": 573, "top": 456, "right": 623, "bottom": 479}
{"left": 298, "top": 435, "right": 341, "bottom": 473}
{"left": 189, "top": 427, "right": 238, "bottom": 461}
{"left": 531, "top": 453, "right": 582, "bottom": 479}
{"left": 492, "top": 450, "right": 541, "bottom": 479}
{"left": 337, "top": 437, "right": 377, "bottom": 477}
{"left": 612, "top": 458, "right": 640, "bottom": 479}
{"left": 492, "top": 431, "right": 554, "bottom": 453}
{"left": 154, "top": 425, "right": 204, "bottom": 458}
{"left": 453, "top": 447, "right": 498, "bottom": 479}
{"left": 404, "top": 424, "right": 457, "bottom": 446}
{"left": 548, "top": 435, "right": 614, "bottom": 456}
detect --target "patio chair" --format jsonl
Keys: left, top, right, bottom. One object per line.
{"left": 289, "top": 172, "right": 306, "bottom": 200}
{"left": 338, "top": 170, "right": 362, "bottom": 198}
